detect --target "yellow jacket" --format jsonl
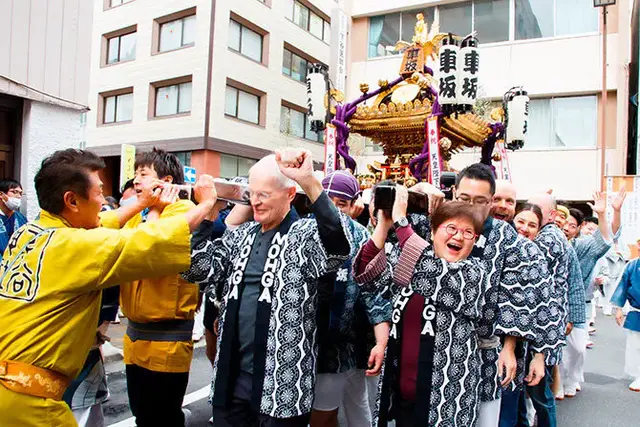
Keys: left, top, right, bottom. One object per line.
{"left": 120, "top": 200, "right": 199, "bottom": 373}
{"left": 0, "top": 210, "right": 191, "bottom": 381}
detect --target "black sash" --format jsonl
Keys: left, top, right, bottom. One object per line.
{"left": 212, "top": 211, "right": 298, "bottom": 411}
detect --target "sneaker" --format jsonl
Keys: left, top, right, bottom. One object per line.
{"left": 630, "top": 378, "right": 640, "bottom": 392}
{"left": 565, "top": 385, "right": 577, "bottom": 398}
{"left": 586, "top": 340, "right": 594, "bottom": 349}
{"left": 209, "top": 417, "right": 214, "bottom": 425}
{"left": 576, "top": 384, "right": 582, "bottom": 392}
{"left": 588, "top": 326, "right": 596, "bottom": 335}
{"left": 555, "top": 389, "right": 565, "bottom": 400}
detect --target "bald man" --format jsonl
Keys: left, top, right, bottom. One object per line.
{"left": 490, "top": 180, "right": 517, "bottom": 222}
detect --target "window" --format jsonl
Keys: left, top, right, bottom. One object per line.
{"left": 175, "top": 151, "right": 192, "bottom": 167}
{"left": 287, "top": 1, "right": 330, "bottom": 42}
{"left": 526, "top": 95, "right": 597, "bottom": 149}
{"left": 369, "top": 9, "right": 435, "bottom": 58}
{"left": 103, "top": 92, "right": 133, "bottom": 124}
{"left": 473, "top": 0, "right": 510, "bottom": 44}
{"left": 155, "top": 82, "right": 192, "bottom": 116}
{"left": 228, "top": 20, "right": 263, "bottom": 62}
{"left": 282, "top": 48, "right": 313, "bottom": 82}
{"left": 220, "top": 154, "right": 257, "bottom": 178}
{"left": 515, "top": 0, "right": 598, "bottom": 40}
{"left": 225, "top": 86, "right": 260, "bottom": 124}
{"left": 159, "top": 15, "right": 196, "bottom": 52}
{"left": 280, "top": 105, "right": 322, "bottom": 142}
{"left": 109, "top": 0, "right": 134, "bottom": 7}
{"left": 107, "top": 31, "right": 136, "bottom": 64}
{"left": 439, "top": 3, "right": 472, "bottom": 39}
{"left": 365, "top": 138, "right": 383, "bottom": 153}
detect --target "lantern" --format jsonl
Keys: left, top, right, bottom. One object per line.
{"left": 307, "top": 64, "right": 328, "bottom": 132}
{"left": 457, "top": 36, "right": 479, "bottom": 110}
{"left": 504, "top": 87, "right": 529, "bottom": 150}
{"left": 438, "top": 35, "right": 459, "bottom": 106}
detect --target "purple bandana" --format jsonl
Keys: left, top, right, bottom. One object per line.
{"left": 322, "top": 171, "right": 361, "bottom": 201}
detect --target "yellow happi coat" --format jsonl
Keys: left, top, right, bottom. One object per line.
{"left": 0, "top": 210, "right": 191, "bottom": 427}
{"left": 120, "top": 200, "right": 199, "bottom": 373}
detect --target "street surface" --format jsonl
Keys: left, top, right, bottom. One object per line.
{"left": 104, "top": 315, "right": 640, "bottom": 426}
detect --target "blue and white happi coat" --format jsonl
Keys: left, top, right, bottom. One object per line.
{"left": 183, "top": 208, "right": 350, "bottom": 418}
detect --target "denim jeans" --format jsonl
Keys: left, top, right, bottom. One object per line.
{"left": 525, "top": 365, "right": 557, "bottom": 427}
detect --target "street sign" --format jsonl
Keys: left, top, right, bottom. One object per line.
{"left": 184, "top": 166, "right": 197, "bottom": 184}
{"left": 120, "top": 144, "right": 136, "bottom": 189}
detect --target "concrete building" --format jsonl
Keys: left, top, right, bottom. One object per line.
{"left": 86, "top": 0, "right": 342, "bottom": 194}
{"left": 0, "top": 0, "right": 94, "bottom": 218}
{"left": 347, "top": 0, "right": 633, "bottom": 201}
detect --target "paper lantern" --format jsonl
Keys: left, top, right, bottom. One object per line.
{"left": 505, "top": 88, "right": 529, "bottom": 150}
{"left": 457, "top": 37, "right": 479, "bottom": 108}
{"left": 438, "top": 36, "right": 459, "bottom": 106}
{"left": 306, "top": 65, "right": 327, "bottom": 130}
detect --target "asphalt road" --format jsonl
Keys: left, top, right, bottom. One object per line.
{"left": 104, "top": 314, "right": 639, "bottom": 427}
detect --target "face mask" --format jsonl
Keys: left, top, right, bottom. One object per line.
{"left": 119, "top": 196, "right": 137, "bottom": 208}
{"left": 5, "top": 197, "right": 21, "bottom": 212}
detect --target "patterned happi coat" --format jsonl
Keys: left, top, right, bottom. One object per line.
{"left": 183, "top": 207, "right": 350, "bottom": 418}
{"left": 531, "top": 224, "right": 572, "bottom": 366}
{"left": 355, "top": 234, "right": 487, "bottom": 427}
{"left": 316, "top": 217, "right": 392, "bottom": 374}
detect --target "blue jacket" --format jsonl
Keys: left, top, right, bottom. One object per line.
{"left": 610, "top": 259, "right": 640, "bottom": 332}
{"left": 0, "top": 211, "right": 28, "bottom": 261}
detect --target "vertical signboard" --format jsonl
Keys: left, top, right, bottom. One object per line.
{"left": 120, "top": 144, "right": 136, "bottom": 189}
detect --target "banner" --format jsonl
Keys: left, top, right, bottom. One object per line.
{"left": 426, "top": 117, "right": 443, "bottom": 189}
{"left": 495, "top": 140, "right": 512, "bottom": 182}
{"left": 324, "top": 124, "right": 337, "bottom": 175}
{"left": 605, "top": 175, "right": 640, "bottom": 258}
{"left": 120, "top": 144, "right": 136, "bottom": 189}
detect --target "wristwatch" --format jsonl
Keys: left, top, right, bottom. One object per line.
{"left": 394, "top": 216, "right": 409, "bottom": 229}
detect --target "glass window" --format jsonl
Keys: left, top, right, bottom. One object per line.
{"left": 220, "top": 154, "right": 238, "bottom": 178}
{"left": 281, "top": 105, "right": 321, "bottom": 142}
{"left": 225, "top": 86, "right": 238, "bottom": 116}
{"left": 155, "top": 82, "right": 192, "bottom": 117}
{"left": 294, "top": 2, "right": 310, "bottom": 30}
{"left": 305, "top": 117, "right": 321, "bottom": 142}
{"left": 237, "top": 90, "right": 259, "bottom": 124}
{"left": 290, "top": 53, "right": 308, "bottom": 82}
{"left": 175, "top": 151, "right": 192, "bottom": 167}
{"left": 526, "top": 98, "right": 553, "bottom": 148}
{"left": 515, "top": 0, "right": 554, "bottom": 40}
{"left": 323, "top": 21, "right": 331, "bottom": 43}
{"left": 439, "top": 2, "right": 472, "bottom": 37}
{"left": 368, "top": 13, "right": 400, "bottom": 58}
{"left": 474, "top": 0, "right": 510, "bottom": 43}
{"left": 289, "top": 109, "right": 305, "bottom": 138}
{"left": 555, "top": 0, "right": 598, "bottom": 36}
{"left": 309, "top": 12, "right": 324, "bottom": 39}
{"left": 178, "top": 82, "right": 192, "bottom": 113}
{"left": 107, "top": 32, "right": 136, "bottom": 64}
{"left": 282, "top": 49, "right": 292, "bottom": 76}
{"left": 241, "top": 26, "right": 263, "bottom": 62}
{"left": 238, "top": 157, "right": 257, "bottom": 176}
{"left": 160, "top": 15, "right": 196, "bottom": 52}
{"left": 110, "top": 0, "right": 133, "bottom": 6}
{"left": 526, "top": 96, "right": 597, "bottom": 148}
{"left": 107, "top": 37, "right": 120, "bottom": 64}
{"left": 400, "top": 8, "right": 435, "bottom": 43}
{"left": 228, "top": 20, "right": 241, "bottom": 51}
{"left": 104, "top": 93, "right": 132, "bottom": 124}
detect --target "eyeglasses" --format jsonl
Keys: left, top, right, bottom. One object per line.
{"left": 441, "top": 224, "right": 477, "bottom": 241}
{"left": 249, "top": 191, "right": 272, "bottom": 203}
{"left": 457, "top": 195, "right": 490, "bottom": 206}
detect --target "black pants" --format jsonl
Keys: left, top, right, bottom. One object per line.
{"left": 126, "top": 364, "right": 189, "bottom": 427}
{"left": 394, "top": 398, "right": 417, "bottom": 427}
{"left": 212, "top": 398, "right": 311, "bottom": 427}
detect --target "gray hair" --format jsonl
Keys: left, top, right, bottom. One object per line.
{"left": 249, "top": 154, "right": 295, "bottom": 189}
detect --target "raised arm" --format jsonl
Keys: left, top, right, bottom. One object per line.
{"left": 610, "top": 188, "right": 626, "bottom": 237}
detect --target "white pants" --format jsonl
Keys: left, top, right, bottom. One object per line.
{"left": 477, "top": 398, "right": 501, "bottom": 427}
{"left": 192, "top": 298, "right": 205, "bottom": 340}
{"left": 561, "top": 327, "right": 588, "bottom": 387}
{"left": 625, "top": 330, "right": 640, "bottom": 379}
{"left": 315, "top": 369, "right": 372, "bottom": 426}
{"left": 73, "top": 404, "right": 105, "bottom": 427}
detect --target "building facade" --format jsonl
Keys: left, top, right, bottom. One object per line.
{"left": 347, "top": 0, "right": 632, "bottom": 201}
{"left": 0, "top": 0, "right": 93, "bottom": 218}
{"left": 86, "top": 0, "right": 342, "bottom": 194}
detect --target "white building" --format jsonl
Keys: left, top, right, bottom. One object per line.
{"left": 346, "top": 0, "right": 632, "bottom": 201}
{"left": 86, "top": 0, "right": 343, "bottom": 194}
{"left": 0, "top": 0, "right": 94, "bottom": 218}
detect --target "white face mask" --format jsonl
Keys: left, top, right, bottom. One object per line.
{"left": 5, "top": 197, "right": 21, "bottom": 212}
{"left": 119, "top": 196, "right": 138, "bottom": 208}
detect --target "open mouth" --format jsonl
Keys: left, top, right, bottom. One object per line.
{"left": 493, "top": 213, "right": 507, "bottom": 220}
{"left": 446, "top": 242, "right": 463, "bottom": 253}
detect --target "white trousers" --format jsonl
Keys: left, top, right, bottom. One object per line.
{"left": 192, "top": 298, "right": 205, "bottom": 340}
{"left": 73, "top": 404, "right": 105, "bottom": 427}
{"left": 315, "top": 369, "right": 372, "bottom": 426}
{"left": 625, "top": 330, "right": 640, "bottom": 379}
{"left": 477, "top": 398, "right": 501, "bottom": 427}
{"left": 561, "top": 327, "right": 588, "bottom": 387}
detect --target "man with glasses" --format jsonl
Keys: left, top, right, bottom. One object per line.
{"left": 183, "top": 149, "right": 350, "bottom": 427}
{"left": 0, "top": 179, "right": 27, "bottom": 261}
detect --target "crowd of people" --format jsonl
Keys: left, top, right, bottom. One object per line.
{"left": 0, "top": 146, "right": 638, "bottom": 427}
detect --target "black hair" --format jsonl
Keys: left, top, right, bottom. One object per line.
{"left": 104, "top": 196, "right": 119, "bottom": 208}
{"left": 34, "top": 149, "right": 106, "bottom": 214}
{"left": 134, "top": 148, "right": 184, "bottom": 185}
{"left": 121, "top": 179, "right": 134, "bottom": 193}
{"left": 584, "top": 216, "right": 599, "bottom": 225}
{"left": 569, "top": 208, "right": 585, "bottom": 226}
{"left": 455, "top": 163, "right": 496, "bottom": 195}
{"left": 0, "top": 179, "right": 21, "bottom": 194}
{"left": 516, "top": 203, "right": 543, "bottom": 228}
